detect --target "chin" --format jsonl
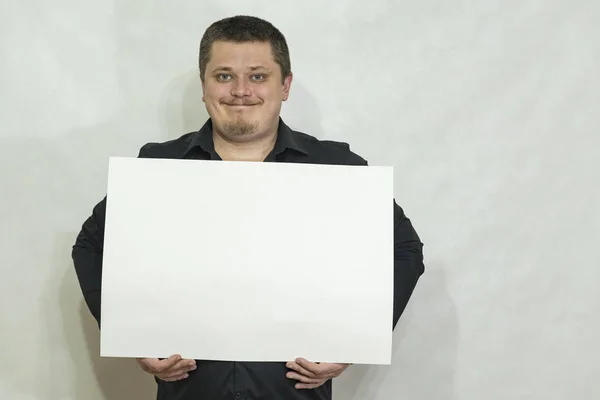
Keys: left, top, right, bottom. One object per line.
{"left": 220, "top": 119, "right": 260, "bottom": 137}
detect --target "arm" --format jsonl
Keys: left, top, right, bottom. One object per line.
{"left": 392, "top": 200, "right": 424, "bottom": 329}
{"left": 72, "top": 196, "right": 106, "bottom": 327}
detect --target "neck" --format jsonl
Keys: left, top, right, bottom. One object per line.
{"left": 213, "top": 130, "right": 278, "bottom": 162}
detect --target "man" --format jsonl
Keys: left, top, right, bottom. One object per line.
{"left": 72, "top": 15, "right": 424, "bottom": 400}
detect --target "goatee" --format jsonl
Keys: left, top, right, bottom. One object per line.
{"left": 222, "top": 119, "right": 259, "bottom": 136}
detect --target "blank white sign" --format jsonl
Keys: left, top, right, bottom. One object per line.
{"left": 100, "top": 157, "right": 394, "bottom": 365}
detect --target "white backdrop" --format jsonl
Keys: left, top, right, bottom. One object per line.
{"left": 1, "top": 1, "right": 599, "bottom": 399}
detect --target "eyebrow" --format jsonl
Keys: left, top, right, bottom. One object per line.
{"left": 211, "top": 66, "right": 272, "bottom": 73}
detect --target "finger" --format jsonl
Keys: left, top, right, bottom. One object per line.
{"left": 295, "top": 358, "right": 325, "bottom": 375}
{"left": 167, "top": 359, "right": 197, "bottom": 373}
{"left": 286, "top": 371, "right": 322, "bottom": 384}
{"left": 295, "top": 380, "right": 326, "bottom": 390}
{"left": 138, "top": 354, "right": 182, "bottom": 373}
{"left": 161, "top": 363, "right": 197, "bottom": 378}
{"left": 286, "top": 361, "right": 318, "bottom": 379}
{"left": 160, "top": 372, "right": 190, "bottom": 382}
{"left": 154, "top": 354, "right": 186, "bottom": 373}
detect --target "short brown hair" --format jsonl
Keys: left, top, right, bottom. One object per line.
{"left": 198, "top": 15, "right": 291, "bottom": 83}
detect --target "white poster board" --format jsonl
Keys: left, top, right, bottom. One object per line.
{"left": 100, "top": 157, "right": 394, "bottom": 365}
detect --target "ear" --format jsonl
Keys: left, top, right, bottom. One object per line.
{"left": 200, "top": 73, "right": 206, "bottom": 102}
{"left": 282, "top": 72, "right": 293, "bottom": 101}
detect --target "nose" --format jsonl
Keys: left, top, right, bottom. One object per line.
{"left": 231, "top": 78, "right": 251, "bottom": 97}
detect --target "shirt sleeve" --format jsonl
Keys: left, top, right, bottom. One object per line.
{"left": 392, "top": 200, "right": 425, "bottom": 330}
{"left": 72, "top": 196, "right": 107, "bottom": 327}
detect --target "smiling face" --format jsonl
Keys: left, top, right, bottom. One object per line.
{"left": 201, "top": 40, "right": 292, "bottom": 141}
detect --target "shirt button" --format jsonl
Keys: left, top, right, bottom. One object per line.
{"left": 235, "top": 393, "right": 242, "bottom": 399}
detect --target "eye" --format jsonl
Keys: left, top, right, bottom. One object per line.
{"left": 250, "top": 74, "right": 266, "bottom": 82}
{"left": 216, "top": 73, "right": 232, "bottom": 82}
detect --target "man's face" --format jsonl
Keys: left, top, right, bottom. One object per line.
{"left": 202, "top": 40, "right": 292, "bottom": 138}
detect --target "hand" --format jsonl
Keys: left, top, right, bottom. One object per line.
{"left": 286, "top": 358, "right": 350, "bottom": 389}
{"left": 136, "top": 354, "right": 196, "bottom": 382}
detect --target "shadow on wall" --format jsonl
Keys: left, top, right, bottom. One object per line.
{"left": 333, "top": 268, "right": 458, "bottom": 400}
{"left": 158, "top": 69, "right": 208, "bottom": 142}
{"left": 55, "top": 233, "right": 156, "bottom": 400}
{"left": 281, "top": 80, "right": 325, "bottom": 139}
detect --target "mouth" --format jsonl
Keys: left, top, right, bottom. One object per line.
{"left": 223, "top": 100, "right": 260, "bottom": 107}
{"left": 224, "top": 104, "right": 258, "bottom": 112}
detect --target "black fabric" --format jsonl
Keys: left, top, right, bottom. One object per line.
{"left": 72, "top": 118, "right": 425, "bottom": 400}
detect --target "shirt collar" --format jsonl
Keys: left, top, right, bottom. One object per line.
{"left": 183, "top": 118, "right": 309, "bottom": 158}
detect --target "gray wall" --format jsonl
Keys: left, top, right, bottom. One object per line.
{"left": 1, "top": 1, "right": 598, "bottom": 399}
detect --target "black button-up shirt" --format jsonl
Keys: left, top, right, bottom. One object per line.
{"left": 72, "top": 118, "right": 425, "bottom": 400}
